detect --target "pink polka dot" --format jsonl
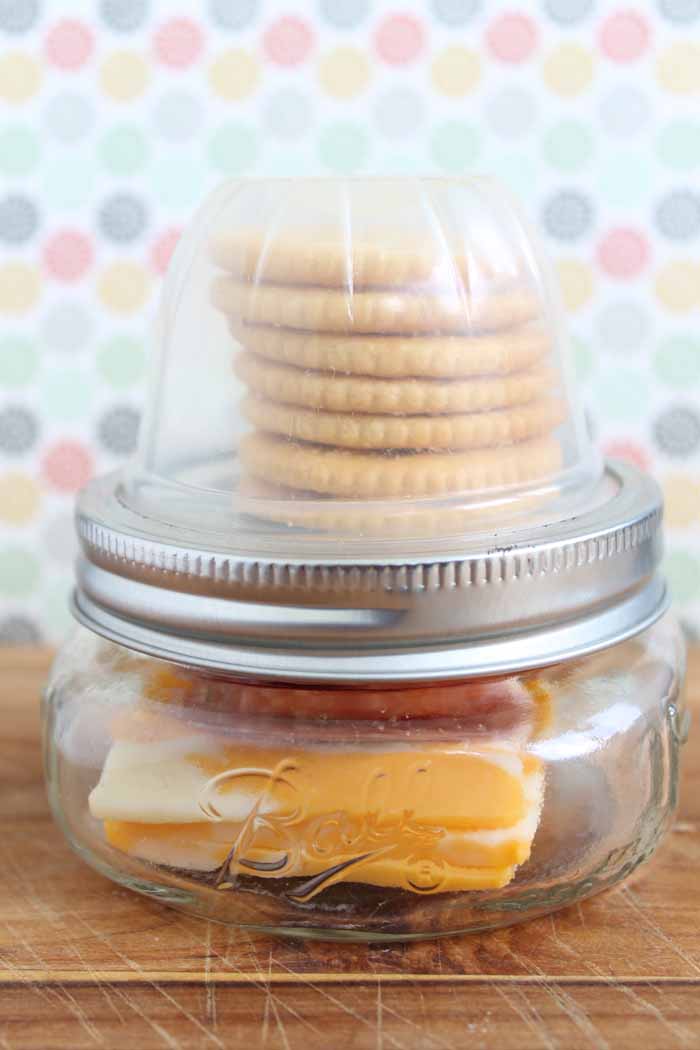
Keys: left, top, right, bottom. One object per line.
{"left": 602, "top": 438, "right": 650, "bottom": 472}
{"left": 41, "top": 440, "right": 94, "bottom": 493}
{"left": 597, "top": 228, "right": 650, "bottom": 279}
{"left": 487, "top": 13, "right": 537, "bottom": 64}
{"left": 45, "top": 19, "right": 94, "bottom": 71}
{"left": 375, "top": 13, "right": 425, "bottom": 66}
{"left": 599, "top": 11, "right": 650, "bottom": 63}
{"left": 150, "top": 228, "right": 181, "bottom": 274}
{"left": 43, "top": 231, "right": 93, "bottom": 283}
{"left": 153, "top": 17, "right": 204, "bottom": 70}
{"left": 263, "top": 16, "right": 314, "bottom": 67}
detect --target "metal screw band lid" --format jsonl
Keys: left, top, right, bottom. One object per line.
{"left": 71, "top": 460, "right": 668, "bottom": 682}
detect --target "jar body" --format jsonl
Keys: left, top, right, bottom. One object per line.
{"left": 44, "top": 618, "right": 687, "bottom": 941}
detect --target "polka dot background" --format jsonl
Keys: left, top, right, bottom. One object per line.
{"left": 0, "top": 0, "right": 699, "bottom": 643}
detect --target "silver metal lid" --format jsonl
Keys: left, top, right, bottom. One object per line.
{"left": 72, "top": 460, "right": 667, "bottom": 683}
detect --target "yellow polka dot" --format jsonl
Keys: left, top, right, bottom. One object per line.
{"left": 210, "top": 50, "right": 259, "bottom": 101}
{"left": 657, "top": 43, "right": 700, "bottom": 95}
{"left": 655, "top": 261, "right": 700, "bottom": 313}
{"left": 0, "top": 52, "right": 42, "bottom": 103}
{"left": 318, "top": 47, "right": 370, "bottom": 99}
{"left": 98, "top": 263, "right": 151, "bottom": 315}
{"left": 0, "top": 473, "right": 40, "bottom": 526}
{"left": 431, "top": 47, "right": 481, "bottom": 97}
{"left": 664, "top": 475, "right": 700, "bottom": 528}
{"left": 556, "top": 259, "right": 594, "bottom": 311}
{"left": 543, "top": 45, "right": 594, "bottom": 98}
{"left": 100, "top": 51, "right": 150, "bottom": 102}
{"left": 0, "top": 263, "right": 40, "bottom": 315}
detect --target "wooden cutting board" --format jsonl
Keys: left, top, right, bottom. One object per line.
{"left": 0, "top": 645, "right": 698, "bottom": 1050}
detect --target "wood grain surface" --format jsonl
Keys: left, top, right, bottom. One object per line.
{"left": 0, "top": 645, "right": 698, "bottom": 1050}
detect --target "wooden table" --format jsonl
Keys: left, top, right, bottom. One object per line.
{"left": 0, "top": 646, "right": 698, "bottom": 1050}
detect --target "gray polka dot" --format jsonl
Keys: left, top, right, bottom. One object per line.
{"left": 208, "top": 0, "right": 258, "bottom": 29}
{"left": 653, "top": 405, "right": 700, "bottom": 457}
{"left": 41, "top": 302, "right": 94, "bottom": 354}
{"left": 44, "top": 513, "right": 77, "bottom": 563}
{"left": 0, "top": 616, "right": 42, "bottom": 645}
{"left": 486, "top": 87, "right": 536, "bottom": 139}
{"left": 153, "top": 90, "right": 204, "bottom": 143}
{"left": 658, "top": 0, "right": 700, "bottom": 23}
{"left": 430, "top": 0, "right": 480, "bottom": 25}
{"left": 595, "top": 302, "right": 650, "bottom": 354}
{"left": 655, "top": 190, "right": 700, "bottom": 240}
{"left": 100, "top": 0, "right": 149, "bottom": 32}
{"left": 98, "top": 406, "right": 140, "bottom": 455}
{"left": 43, "top": 93, "right": 95, "bottom": 144}
{"left": 0, "top": 406, "right": 38, "bottom": 455}
{"left": 264, "top": 88, "right": 312, "bottom": 139}
{"left": 0, "top": 0, "right": 39, "bottom": 33}
{"left": 320, "top": 0, "right": 369, "bottom": 28}
{"left": 374, "top": 88, "right": 425, "bottom": 139}
{"left": 542, "top": 191, "right": 593, "bottom": 240}
{"left": 544, "top": 0, "right": 593, "bottom": 24}
{"left": 0, "top": 196, "right": 39, "bottom": 244}
{"left": 599, "top": 86, "right": 652, "bottom": 139}
{"left": 98, "top": 194, "right": 148, "bottom": 243}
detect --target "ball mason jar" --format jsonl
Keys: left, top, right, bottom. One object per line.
{"left": 42, "top": 176, "right": 687, "bottom": 939}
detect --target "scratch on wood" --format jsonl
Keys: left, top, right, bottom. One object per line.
{"left": 64, "top": 907, "right": 225, "bottom": 1049}
{"left": 506, "top": 946, "right": 610, "bottom": 1050}
{"left": 621, "top": 887, "right": 700, "bottom": 979}
{"left": 269, "top": 955, "right": 410, "bottom": 1050}
{"left": 221, "top": 929, "right": 323, "bottom": 1040}
{"left": 549, "top": 914, "right": 697, "bottom": 1048}
{"left": 1, "top": 919, "right": 105, "bottom": 1047}
{"left": 204, "top": 920, "right": 217, "bottom": 1029}
{"left": 376, "top": 975, "right": 383, "bottom": 1050}
{"left": 492, "top": 982, "right": 559, "bottom": 1050}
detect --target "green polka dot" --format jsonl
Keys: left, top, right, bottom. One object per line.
{"left": 597, "top": 149, "right": 653, "bottom": 208}
{"left": 208, "top": 123, "right": 259, "bottom": 176}
{"left": 98, "top": 336, "right": 145, "bottom": 389}
{"left": 0, "top": 336, "right": 37, "bottom": 388}
{"left": 41, "top": 148, "right": 96, "bottom": 211}
{"left": 0, "top": 547, "right": 40, "bottom": 598}
{"left": 0, "top": 126, "right": 40, "bottom": 176}
{"left": 572, "top": 337, "right": 594, "bottom": 381}
{"left": 664, "top": 550, "right": 700, "bottom": 605}
{"left": 431, "top": 122, "right": 479, "bottom": 172}
{"left": 656, "top": 122, "right": 700, "bottom": 170}
{"left": 318, "top": 122, "right": 370, "bottom": 173}
{"left": 590, "top": 369, "right": 650, "bottom": 422}
{"left": 543, "top": 120, "right": 594, "bottom": 171}
{"left": 98, "top": 125, "right": 149, "bottom": 176}
{"left": 150, "top": 153, "right": 207, "bottom": 210}
{"left": 654, "top": 336, "right": 700, "bottom": 388}
{"left": 41, "top": 368, "right": 93, "bottom": 421}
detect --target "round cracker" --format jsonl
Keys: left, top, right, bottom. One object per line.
{"left": 240, "top": 431, "right": 562, "bottom": 499}
{"left": 230, "top": 321, "right": 551, "bottom": 378}
{"left": 212, "top": 275, "right": 539, "bottom": 336}
{"left": 210, "top": 228, "right": 519, "bottom": 290}
{"left": 235, "top": 352, "right": 556, "bottom": 416}
{"left": 238, "top": 476, "right": 544, "bottom": 537}
{"left": 243, "top": 394, "right": 565, "bottom": 451}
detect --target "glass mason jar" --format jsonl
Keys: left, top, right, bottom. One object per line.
{"left": 44, "top": 616, "right": 686, "bottom": 941}
{"left": 42, "top": 176, "right": 689, "bottom": 938}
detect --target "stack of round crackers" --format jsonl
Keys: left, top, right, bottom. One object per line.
{"left": 210, "top": 230, "right": 565, "bottom": 532}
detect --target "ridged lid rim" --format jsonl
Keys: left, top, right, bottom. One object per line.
{"left": 71, "top": 459, "right": 668, "bottom": 682}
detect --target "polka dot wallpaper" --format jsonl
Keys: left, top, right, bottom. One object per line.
{"left": 0, "top": 0, "right": 699, "bottom": 644}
